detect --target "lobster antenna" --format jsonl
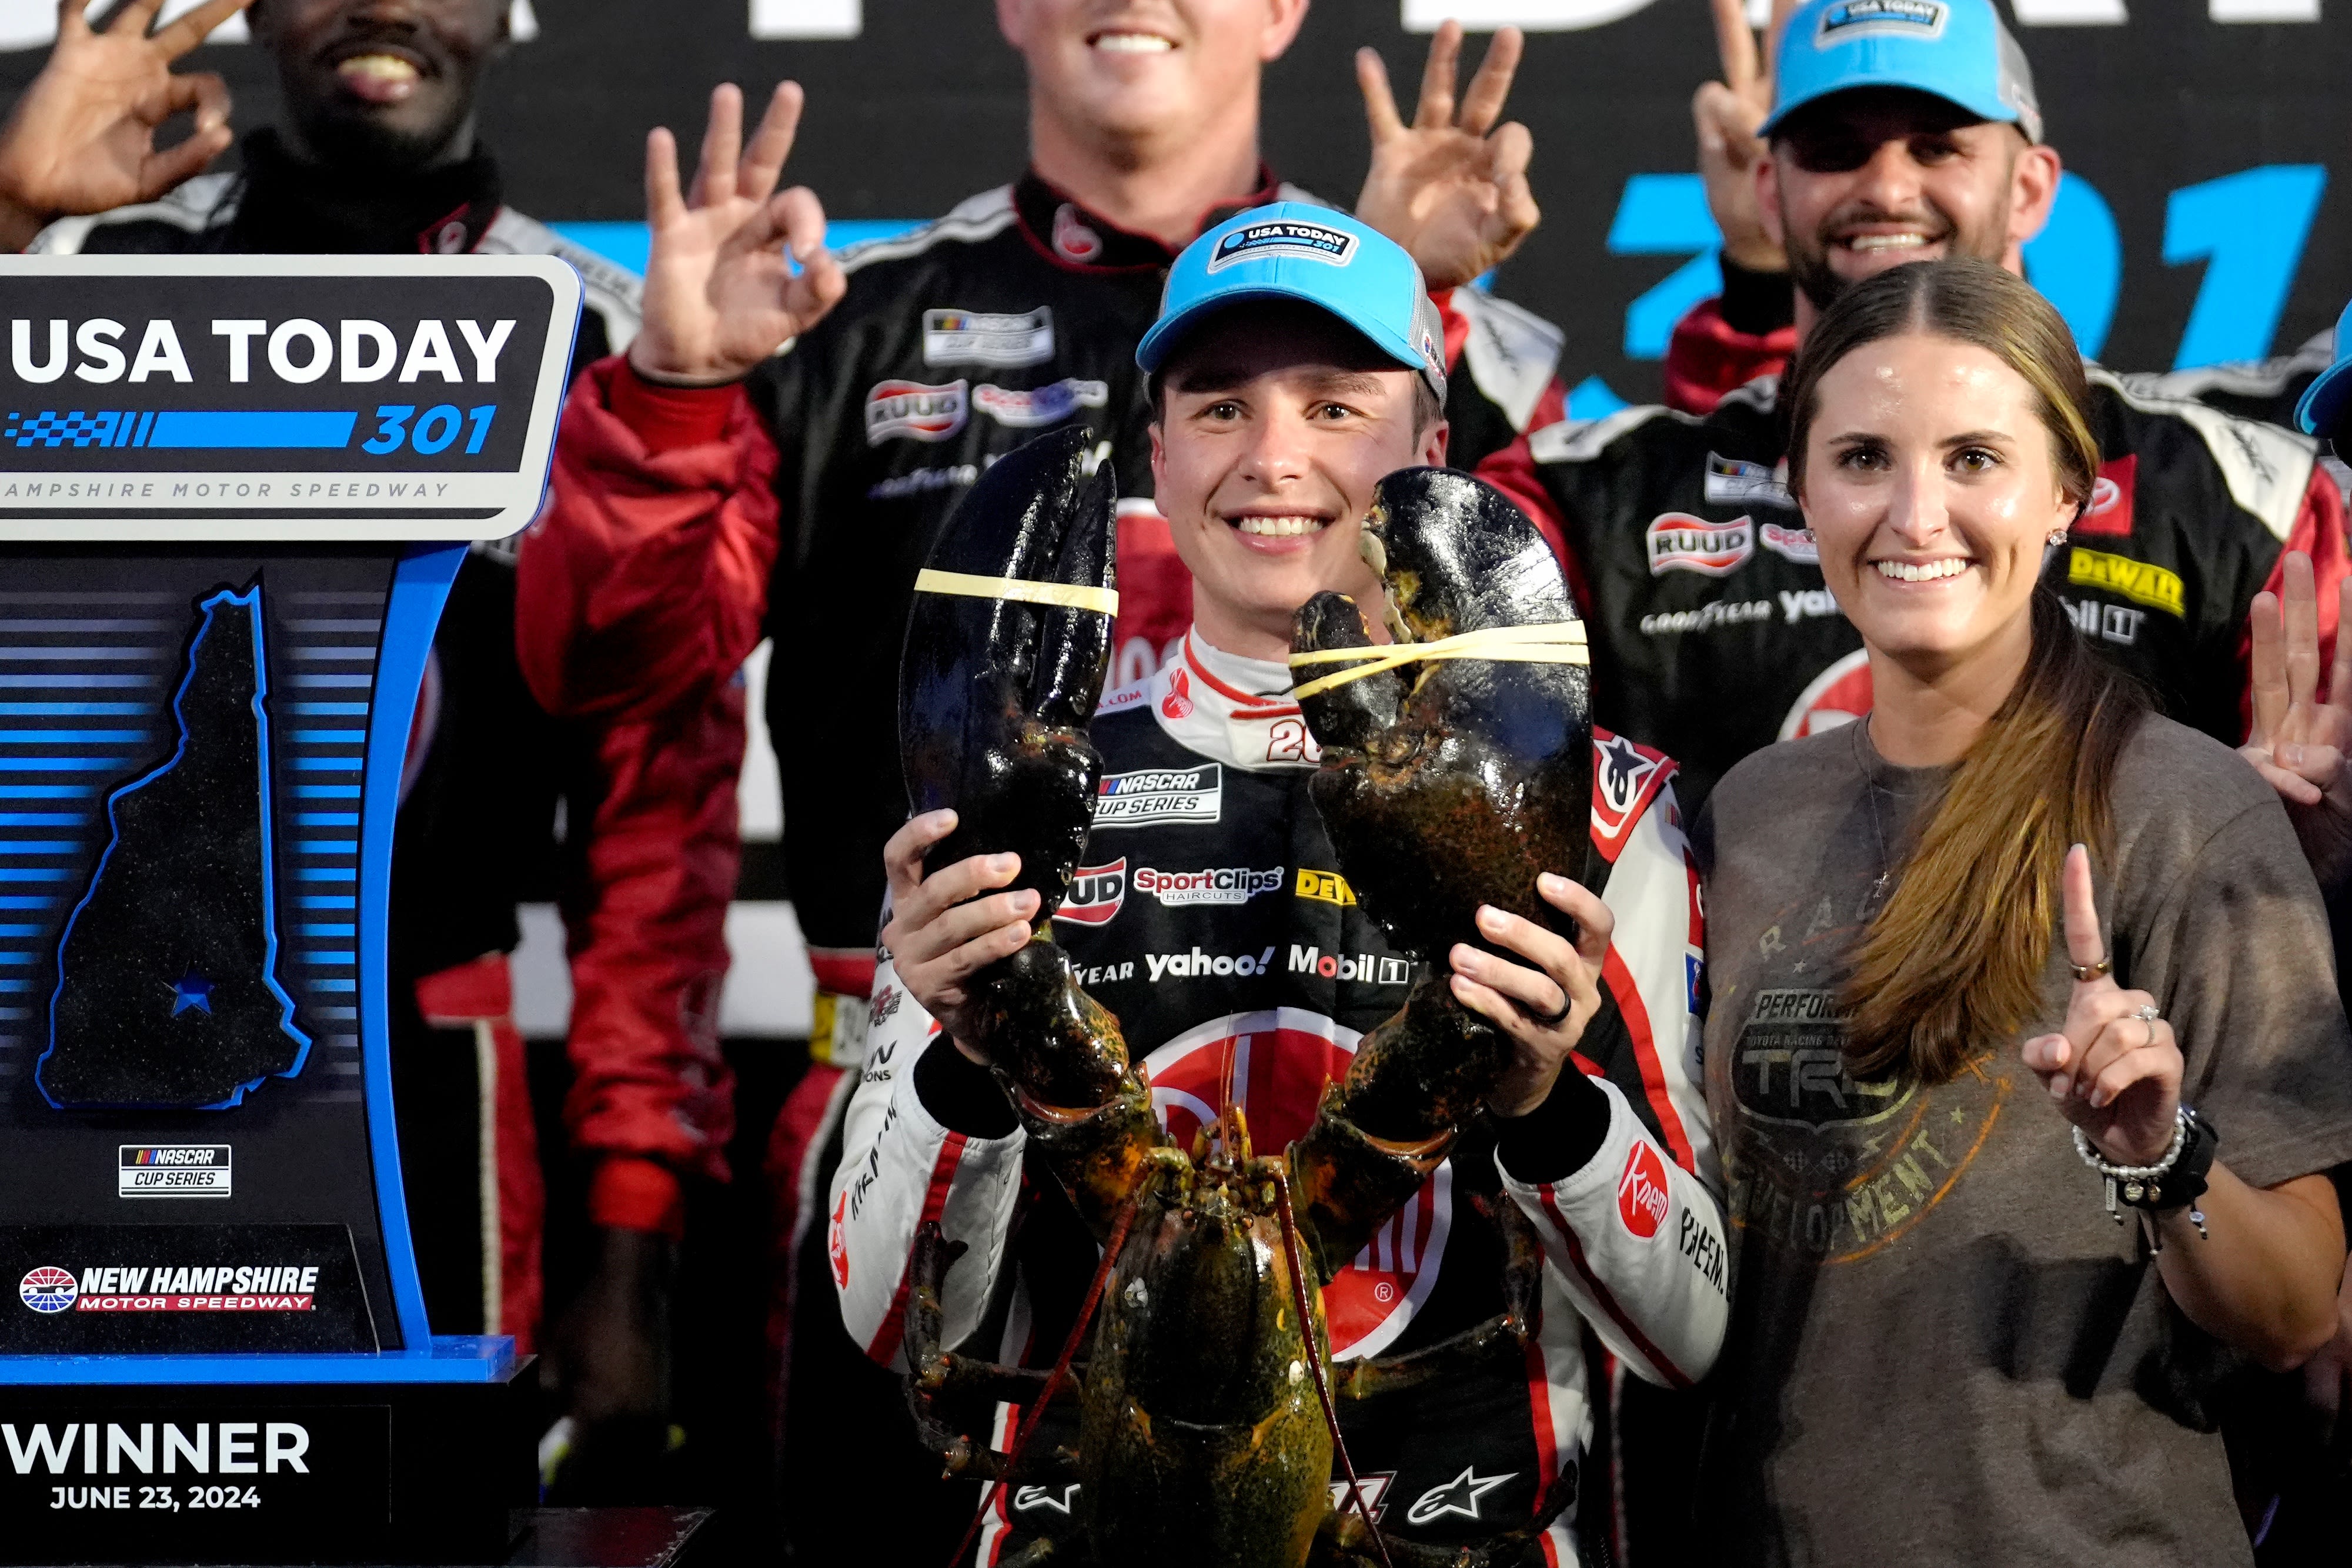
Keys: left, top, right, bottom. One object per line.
{"left": 1271, "top": 1168, "right": 1396, "bottom": 1568}
{"left": 945, "top": 1193, "right": 1142, "bottom": 1568}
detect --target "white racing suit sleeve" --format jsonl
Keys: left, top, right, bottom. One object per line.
{"left": 1498, "top": 774, "right": 1728, "bottom": 1390}
{"left": 1499, "top": 1079, "right": 1728, "bottom": 1390}
{"left": 827, "top": 944, "right": 1027, "bottom": 1372}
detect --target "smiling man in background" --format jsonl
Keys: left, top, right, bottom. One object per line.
{"left": 0, "top": 0, "right": 642, "bottom": 1379}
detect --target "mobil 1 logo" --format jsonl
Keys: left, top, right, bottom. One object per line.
{"left": 0, "top": 1403, "right": 388, "bottom": 1560}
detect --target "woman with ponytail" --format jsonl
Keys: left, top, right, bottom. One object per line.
{"left": 1692, "top": 258, "right": 2352, "bottom": 1565}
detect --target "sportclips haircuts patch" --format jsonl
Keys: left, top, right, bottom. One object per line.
{"left": 1092, "top": 764, "right": 1221, "bottom": 828}
{"left": 1206, "top": 220, "right": 1358, "bottom": 272}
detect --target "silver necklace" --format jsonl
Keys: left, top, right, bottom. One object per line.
{"left": 1856, "top": 723, "right": 1894, "bottom": 918}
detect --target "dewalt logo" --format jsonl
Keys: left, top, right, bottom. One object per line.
{"left": 2068, "top": 547, "right": 2184, "bottom": 618}
{"left": 1295, "top": 868, "right": 1356, "bottom": 906}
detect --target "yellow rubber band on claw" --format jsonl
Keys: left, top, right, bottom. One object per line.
{"left": 1288, "top": 621, "right": 1590, "bottom": 700}
{"left": 914, "top": 568, "right": 1120, "bottom": 617}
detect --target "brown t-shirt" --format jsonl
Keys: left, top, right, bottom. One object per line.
{"left": 1690, "top": 714, "right": 2352, "bottom": 1567}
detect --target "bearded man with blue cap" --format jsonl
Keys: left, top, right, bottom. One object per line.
{"left": 1480, "top": 0, "right": 2352, "bottom": 815}
{"left": 833, "top": 205, "right": 1723, "bottom": 1567}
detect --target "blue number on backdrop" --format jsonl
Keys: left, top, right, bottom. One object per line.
{"left": 1605, "top": 173, "right": 1723, "bottom": 362}
{"left": 2163, "top": 166, "right": 2328, "bottom": 370}
{"left": 2020, "top": 172, "right": 2121, "bottom": 362}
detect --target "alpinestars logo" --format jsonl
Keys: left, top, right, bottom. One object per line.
{"left": 1646, "top": 513, "right": 1753, "bottom": 576}
{"left": 1056, "top": 859, "right": 1128, "bottom": 926}
{"left": 1406, "top": 1465, "right": 1516, "bottom": 1525}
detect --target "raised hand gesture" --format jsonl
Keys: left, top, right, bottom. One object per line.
{"left": 1692, "top": 0, "right": 1798, "bottom": 273}
{"left": 629, "top": 82, "right": 846, "bottom": 386}
{"left": 1353, "top": 21, "right": 1539, "bottom": 293}
{"left": 0, "top": 0, "right": 251, "bottom": 252}
{"left": 2021, "top": 845, "right": 2183, "bottom": 1166}
{"left": 2240, "top": 550, "right": 2352, "bottom": 897}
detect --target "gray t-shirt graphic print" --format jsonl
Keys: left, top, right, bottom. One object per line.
{"left": 1690, "top": 714, "right": 2352, "bottom": 1568}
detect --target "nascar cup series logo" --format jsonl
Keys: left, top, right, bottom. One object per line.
{"left": 18, "top": 1268, "right": 75, "bottom": 1313}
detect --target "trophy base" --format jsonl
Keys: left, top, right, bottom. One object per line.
{"left": 0, "top": 1337, "right": 533, "bottom": 1564}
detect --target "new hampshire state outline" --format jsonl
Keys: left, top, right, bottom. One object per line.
{"left": 36, "top": 583, "right": 313, "bottom": 1109}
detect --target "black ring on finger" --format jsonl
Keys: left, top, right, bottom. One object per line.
{"left": 1519, "top": 991, "right": 1572, "bottom": 1028}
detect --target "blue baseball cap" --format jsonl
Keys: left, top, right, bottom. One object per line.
{"left": 2295, "top": 301, "right": 2352, "bottom": 445}
{"left": 1137, "top": 203, "right": 1448, "bottom": 404}
{"left": 1763, "top": 0, "right": 2043, "bottom": 144}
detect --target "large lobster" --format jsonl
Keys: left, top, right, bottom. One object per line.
{"left": 896, "top": 428, "right": 1594, "bottom": 1567}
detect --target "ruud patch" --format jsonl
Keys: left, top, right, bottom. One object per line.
{"left": 1646, "top": 513, "right": 1754, "bottom": 576}
{"left": 864, "top": 379, "right": 968, "bottom": 444}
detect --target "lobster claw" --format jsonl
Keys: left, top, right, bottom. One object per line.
{"left": 1290, "top": 466, "right": 1592, "bottom": 965}
{"left": 1285, "top": 469, "right": 1598, "bottom": 1278}
{"left": 899, "top": 426, "right": 1120, "bottom": 921}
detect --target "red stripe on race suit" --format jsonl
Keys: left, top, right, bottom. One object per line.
{"left": 1523, "top": 1333, "right": 1563, "bottom": 1566}
{"left": 1601, "top": 947, "right": 1695, "bottom": 1175}
{"left": 863, "top": 1130, "right": 970, "bottom": 1368}
{"left": 1535, "top": 1185, "right": 1693, "bottom": 1392}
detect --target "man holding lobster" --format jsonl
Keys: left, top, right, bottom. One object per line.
{"left": 841, "top": 208, "right": 1728, "bottom": 1565}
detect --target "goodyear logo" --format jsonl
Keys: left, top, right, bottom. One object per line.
{"left": 1295, "top": 868, "right": 1357, "bottom": 907}
{"left": 2067, "top": 547, "right": 2184, "bottom": 618}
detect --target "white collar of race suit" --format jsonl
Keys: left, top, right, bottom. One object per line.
{"left": 1095, "top": 629, "right": 1321, "bottom": 773}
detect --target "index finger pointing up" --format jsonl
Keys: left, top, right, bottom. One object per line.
{"left": 2060, "top": 842, "right": 2108, "bottom": 982}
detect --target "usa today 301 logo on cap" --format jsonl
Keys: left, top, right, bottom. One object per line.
{"left": 1206, "top": 220, "right": 1359, "bottom": 273}
{"left": 1817, "top": 0, "right": 1949, "bottom": 42}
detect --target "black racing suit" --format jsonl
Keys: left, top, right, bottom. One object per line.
{"left": 28, "top": 128, "right": 645, "bottom": 1346}
{"left": 1479, "top": 370, "right": 2350, "bottom": 810}
{"left": 830, "top": 633, "right": 1724, "bottom": 1565}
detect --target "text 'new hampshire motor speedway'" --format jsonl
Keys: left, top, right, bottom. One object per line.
{"left": 66, "top": 1266, "right": 320, "bottom": 1312}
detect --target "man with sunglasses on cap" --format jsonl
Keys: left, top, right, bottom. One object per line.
{"left": 1475, "top": 0, "right": 2350, "bottom": 816}
{"left": 835, "top": 202, "right": 1723, "bottom": 1566}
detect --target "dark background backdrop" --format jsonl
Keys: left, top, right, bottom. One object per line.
{"left": 6, "top": 0, "right": 2346, "bottom": 404}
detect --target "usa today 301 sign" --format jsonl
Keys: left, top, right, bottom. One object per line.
{"left": 0, "top": 255, "right": 578, "bottom": 541}
{"left": 0, "top": 255, "right": 575, "bottom": 1565}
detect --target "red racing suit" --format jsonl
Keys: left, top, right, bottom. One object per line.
{"left": 514, "top": 172, "right": 1572, "bottom": 1237}
{"left": 830, "top": 636, "right": 1724, "bottom": 1564}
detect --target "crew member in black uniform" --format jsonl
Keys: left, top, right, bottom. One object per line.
{"left": 0, "top": 0, "right": 641, "bottom": 1355}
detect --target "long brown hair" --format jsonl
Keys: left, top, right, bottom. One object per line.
{"left": 1782, "top": 259, "right": 2150, "bottom": 1085}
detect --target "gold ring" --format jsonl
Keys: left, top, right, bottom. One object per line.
{"left": 2070, "top": 958, "right": 2112, "bottom": 982}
